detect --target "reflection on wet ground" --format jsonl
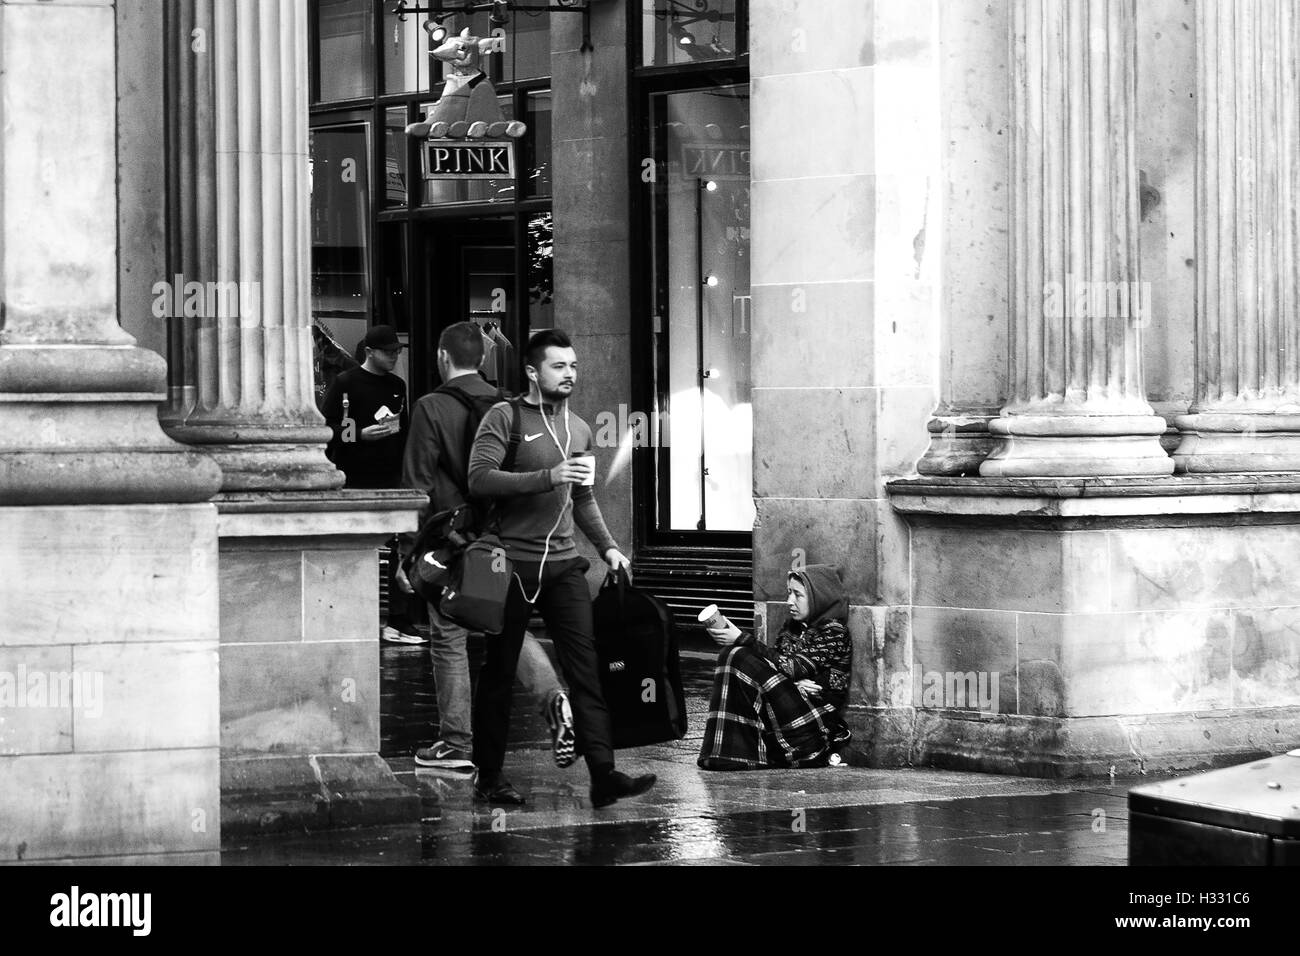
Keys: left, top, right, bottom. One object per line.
{"left": 223, "top": 639, "right": 1139, "bottom": 866}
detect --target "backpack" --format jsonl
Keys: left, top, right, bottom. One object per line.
{"left": 592, "top": 568, "right": 688, "bottom": 747}
{"left": 402, "top": 389, "right": 522, "bottom": 627}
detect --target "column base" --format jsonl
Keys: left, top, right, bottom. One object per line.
{"left": 0, "top": 503, "right": 221, "bottom": 862}
{"left": 844, "top": 707, "right": 1300, "bottom": 778}
{"left": 0, "top": 345, "right": 223, "bottom": 504}
{"left": 917, "top": 412, "right": 997, "bottom": 476}
{"left": 216, "top": 490, "right": 423, "bottom": 836}
{"left": 164, "top": 421, "right": 344, "bottom": 492}
{"left": 980, "top": 414, "right": 1174, "bottom": 477}
{"left": 221, "top": 754, "right": 420, "bottom": 837}
{"left": 1174, "top": 413, "right": 1300, "bottom": 473}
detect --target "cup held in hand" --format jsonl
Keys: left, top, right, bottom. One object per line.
{"left": 570, "top": 451, "right": 596, "bottom": 486}
{"left": 697, "top": 604, "right": 726, "bottom": 631}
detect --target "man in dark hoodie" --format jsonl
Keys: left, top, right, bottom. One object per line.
{"left": 467, "top": 329, "right": 657, "bottom": 808}
{"left": 698, "top": 563, "right": 853, "bottom": 770}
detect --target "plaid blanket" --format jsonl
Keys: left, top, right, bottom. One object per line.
{"left": 697, "top": 644, "right": 838, "bottom": 770}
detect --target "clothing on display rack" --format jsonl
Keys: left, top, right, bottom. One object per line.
{"left": 476, "top": 318, "right": 514, "bottom": 385}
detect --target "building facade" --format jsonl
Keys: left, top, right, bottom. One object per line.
{"left": 2, "top": 0, "right": 1299, "bottom": 862}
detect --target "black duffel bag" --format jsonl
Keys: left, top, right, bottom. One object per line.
{"left": 592, "top": 568, "right": 687, "bottom": 748}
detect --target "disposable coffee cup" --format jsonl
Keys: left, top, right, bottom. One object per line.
{"left": 697, "top": 604, "right": 726, "bottom": 630}
{"left": 570, "top": 451, "right": 596, "bottom": 486}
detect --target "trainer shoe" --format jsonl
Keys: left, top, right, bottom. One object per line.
{"left": 413, "top": 740, "right": 474, "bottom": 770}
{"left": 590, "top": 769, "right": 657, "bottom": 809}
{"left": 381, "top": 625, "right": 427, "bottom": 645}
{"left": 543, "top": 689, "right": 577, "bottom": 769}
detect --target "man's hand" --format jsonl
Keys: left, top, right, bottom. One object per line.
{"left": 549, "top": 459, "right": 589, "bottom": 486}
{"left": 361, "top": 418, "right": 400, "bottom": 441}
{"left": 707, "top": 620, "right": 743, "bottom": 646}
{"left": 604, "top": 548, "right": 631, "bottom": 576}
{"left": 795, "top": 679, "right": 823, "bottom": 697}
{"left": 394, "top": 561, "right": 414, "bottom": 595}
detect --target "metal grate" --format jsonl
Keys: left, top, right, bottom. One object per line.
{"left": 631, "top": 547, "right": 754, "bottom": 642}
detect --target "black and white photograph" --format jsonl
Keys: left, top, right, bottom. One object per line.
{"left": 0, "top": 0, "right": 1291, "bottom": 925}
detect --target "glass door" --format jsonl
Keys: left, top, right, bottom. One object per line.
{"left": 649, "top": 83, "right": 753, "bottom": 533}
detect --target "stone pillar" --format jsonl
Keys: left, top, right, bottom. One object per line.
{"left": 751, "top": 0, "right": 940, "bottom": 765}
{"left": 161, "top": 0, "right": 342, "bottom": 491}
{"left": 155, "top": 0, "right": 422, "bottom": 834}
{"left": 1174, "top": 0, "right": 1300, "bottom": 472}
{"left": 551, "top": 0, "right": 632, "bottom": 587}
{"left": 980, "top": 0, "right": 1172, "bottom": 478}
{"left": 0, "top": 0, "right": 223, "bottom": 863}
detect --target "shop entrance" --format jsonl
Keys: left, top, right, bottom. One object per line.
{"left": 416, "top": 217, "right": 524, "bottom": 396}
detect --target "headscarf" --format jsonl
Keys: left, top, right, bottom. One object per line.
{"left": 787, "top": 564, "right": 847, "bottom": 629}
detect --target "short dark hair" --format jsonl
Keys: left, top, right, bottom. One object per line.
{"left": 438, "top": 321, "right": 485, "bottom": 369}
{"left": 525, "top": 329, "right": 573, "bottom": 369}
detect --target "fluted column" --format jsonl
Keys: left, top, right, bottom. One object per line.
{"left": 1174, "top": 0, "right": 1300, "bottom": 472}
{"left": 0, "top": 0, "right": 222, "bottom": 504}
{"left": 980, "top": 0, "right": 1172, "bottom": 477}
{"left": 162, "top": 0, "right": 342, "bottom": 490}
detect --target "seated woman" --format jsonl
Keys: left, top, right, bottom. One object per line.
{"left": 698, "top": 564, "right": 852, "bottom": 771}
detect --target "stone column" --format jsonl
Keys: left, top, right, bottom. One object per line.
{"left": 162, "top": 0, "right": 342, "bottom": 491}
{"left": 980, "top": 0, "right": 1172, "bottom": 477}
{"left": 0, "top": 0, "right": 222, "bottom": 863}
{"left": 1174, "top": 0, "right": 1300, "bottom": 472}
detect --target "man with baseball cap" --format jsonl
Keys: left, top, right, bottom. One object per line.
{"left": 322, "top": 325, "right": 421, "bottom": 643}
{"left": 322, "top": 325, "right": 409, "bottom": 489}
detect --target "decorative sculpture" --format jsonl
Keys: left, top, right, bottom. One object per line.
{"left": 405, "top": 28, "right": 527, "bottom": 141}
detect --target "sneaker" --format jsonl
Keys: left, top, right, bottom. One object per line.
{"left": 543, "top": 689, "right": 577, "bottom": 769}
{"left": 382, "top": 625, "right": 427, "bottom": 645}
{"left": 414, "top": 740, "right": 474, "bottom": 770}
{"left": 590, "top": 769, "right": 657, "bottom": 809}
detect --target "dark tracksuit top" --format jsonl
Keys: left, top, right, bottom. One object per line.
{"left": 467, "top": 398, "right": 618, "bottom": 564}
{"left": 321, "top": 365, "right": 409, "bottom": 489}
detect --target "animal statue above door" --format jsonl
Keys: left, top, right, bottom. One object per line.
{"left": 405, "top": 28, "right": 528, "bottom": 141}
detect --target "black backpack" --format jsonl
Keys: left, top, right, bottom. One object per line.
{"left": 402, "top": 387, "right": 521, "bottom": 608}
{"left": 592, "top": 569, "right": 688, "bottom": 748}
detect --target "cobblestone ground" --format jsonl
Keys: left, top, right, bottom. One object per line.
{"left": 222, "top": 639, "right": 1142, "bottom": 865}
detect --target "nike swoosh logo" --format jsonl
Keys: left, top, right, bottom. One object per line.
{"left": 524, "top": 433, "right": 543, "bottom": 442}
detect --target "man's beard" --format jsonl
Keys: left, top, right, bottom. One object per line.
{"left": 539, "top": 381, "right": 574, "bottom": 404}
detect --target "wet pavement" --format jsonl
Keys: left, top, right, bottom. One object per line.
{"left": 222, "top": 638, "right": 1145, "bottom": 865}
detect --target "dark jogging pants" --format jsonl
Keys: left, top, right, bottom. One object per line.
{"left": 471, "top": 556, "right": 615, "bottom": 776}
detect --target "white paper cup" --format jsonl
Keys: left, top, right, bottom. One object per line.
{"left": 571, "top": 452, "right": 596, "bottom": 486}
{"left": 697, "top": 604, "right": 725, "bottom": 630}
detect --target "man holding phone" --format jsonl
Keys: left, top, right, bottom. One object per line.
{"left": 322, "top": 324, "right": 410, "bottom": 489}
{"left": 322, "top": 325, "right": 420, "bottom": 643}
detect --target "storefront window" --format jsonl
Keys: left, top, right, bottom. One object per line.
{"left": 316, "top": 0, "right": 375, "bottom": 102}
{"left": 650, "top": 84, "right": 753, "bottom": 532}
{"left": 523, "top": 91, "right": 552, "bottom": 199}
{"left": 383, "top": 106, "right": 408, "bottom": 209}
{"left": 383, "top": 2, "right": 436, "bottom": 94}
{"left": 642, "top": 0, "right": 743, "bottom": 68}
{"left": 310, "top": 124, "right": 372, "bottom": 329}
{"left": 528, "top": 213, "right": 554, "bottom": 331}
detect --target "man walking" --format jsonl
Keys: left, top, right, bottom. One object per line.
{"left": 467, "top": 329, "right": 657, "bottom": 808}
{"left": 400, "top": 322, "right": 576, "bottom": 772}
